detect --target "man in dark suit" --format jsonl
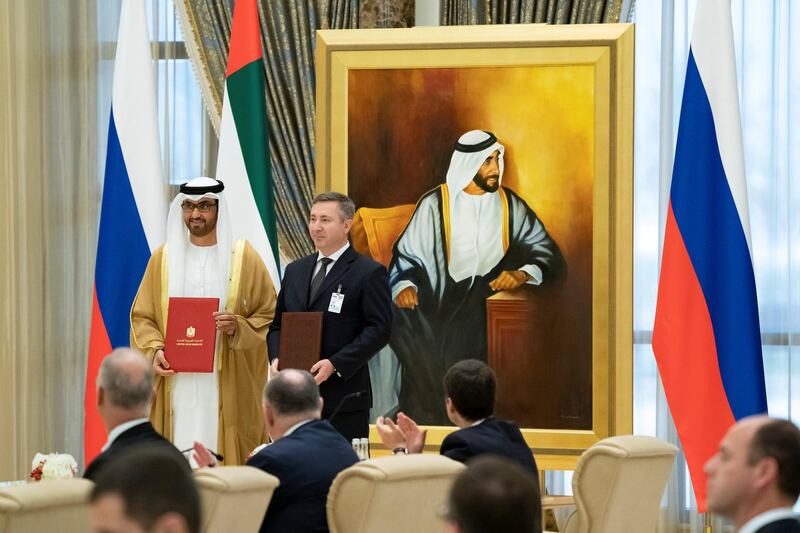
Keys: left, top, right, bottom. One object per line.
{"left": 267, "top": 191, "right": 393, "bottom": 441}
{"left": 194, "top": 369, "right": 359, "bottom": 533}
{"left": 376, "top": 359, "right": 538, "bottom": 474}
{"left": 84, "top": 348, "right": 189, "bottom": 481}
{"left": 705, "top": 416, "right": 800, "bottom": 532}
{"left": 444, "top": 456, "right": 541, "bottom": 533}
{"left": 90, "top": 445, "right": 200, "bottom": 533}
{"left": 376, "top": 359, "right": 540, "bottom": 532}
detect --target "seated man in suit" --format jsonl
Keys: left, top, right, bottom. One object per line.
{"left": 704, "top": 416, "right": 800, "bottom": 533}
{"left": 194, "top": 369, "right": 359, "bottom": 533}
{"left": 376, "top": 359, "right": 538, "bottom": 475}
{"left": 444, "top": 456, "right": 541, "bottom": 533}
{"left": 90, "top": 445, "right": 201, "bottom": 533}
{"left": 84, "top": 348, "right": 189, "bottom": 481}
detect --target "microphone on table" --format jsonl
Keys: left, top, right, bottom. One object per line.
{"left": 326, "top": 390, "right": 367, "bottom": 423}
{"left": 180, "top": 446, "right": 224, "bottom": 462}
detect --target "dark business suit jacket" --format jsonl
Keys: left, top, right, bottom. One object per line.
{"left": 756, "top": 518, "right": 800, "bottom": 533}
{"left": 83, "top": 421, "right": 188, "bottom": 481}
{"left": 246, "top": 419, "right": 359, "bottom": 533}
{"left": 267, "top": 245, "right": 392, "bottom": 416}
{"left": 440, "top": 417, "right": 539, "bottom": 478}
{"left": 441, "top": 417, "right": 541, "bottom": 533}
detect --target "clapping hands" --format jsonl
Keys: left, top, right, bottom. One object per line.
{"left": 375, "top": 412, "right": 426, "bottom": 454}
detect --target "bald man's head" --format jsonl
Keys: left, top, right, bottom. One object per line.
{"left": 704, "top": 416, "right": 800, "bottom": 526}
{"left": 97, "top": 348, "right": 154, "bottom": 413}
{"left": 263, "top": 369, "right": 321, "bottom": 417}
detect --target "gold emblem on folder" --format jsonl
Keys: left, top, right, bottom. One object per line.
{"left": 186, "top": 326, "right": 196, "bottom": 338}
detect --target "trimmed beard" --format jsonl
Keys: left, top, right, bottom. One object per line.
{"left": 472, "top": 173, "right": 500, "bottom": 193}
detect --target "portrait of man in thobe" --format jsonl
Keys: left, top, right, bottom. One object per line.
{"left": 389, "top": 130, "right": 565, "bottom": 424}
{"left": 130, "top": 176, "right": 277, "bottom": 465}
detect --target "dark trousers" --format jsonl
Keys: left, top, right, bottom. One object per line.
{"left": 327, "top": 409, "right": 369, "bottom": 441}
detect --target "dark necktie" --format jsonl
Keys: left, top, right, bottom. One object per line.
{"left": 309, "top": 257, "right": 333, "bottom": 303}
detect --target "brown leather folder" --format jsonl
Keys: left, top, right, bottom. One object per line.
{"left": 277, "top": 311, "right": 323, "bottom": 371}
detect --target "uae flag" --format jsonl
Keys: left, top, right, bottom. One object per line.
{"left": 216, "top": 0, "right": 280, "bottom": 287}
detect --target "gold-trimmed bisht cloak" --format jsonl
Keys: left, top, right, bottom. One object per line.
{"left": 130, "top": 239, "right": 276, "bottom": 465}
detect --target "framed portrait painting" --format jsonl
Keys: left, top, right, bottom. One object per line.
{"left": 316, "top": 23, "right": 633, "bottom": 469}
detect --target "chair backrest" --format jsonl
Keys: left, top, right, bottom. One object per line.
{"left": 563, "top": 435, "right": 678, "bottom": 533}
{"left": 327, "top": 454, "right": 464, "bottom": 533}
{"left": 350, "top": 205, "right": 415, "bottom": 267}
{"left": 194, "top": 466, "right": 279, "bottom": 533}
{"left": 0, "top": 479, "right": 93, "bottom": 533}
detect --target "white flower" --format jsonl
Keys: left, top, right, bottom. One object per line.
{"left": 39, "top": 454, "right": 78, "bottom": 480}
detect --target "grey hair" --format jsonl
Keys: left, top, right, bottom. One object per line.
{"left": 97, "top": 348, "right": 154, "bottom": 410}
{"left": 312, "top": 191, "right": 355, "bottom": 221}
{"left": 263, "top": 369, "right": 320, "bottom": 416}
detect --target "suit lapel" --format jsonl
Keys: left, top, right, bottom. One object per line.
{"left": 308, "top": 247, "right": 356, "bottom": 307}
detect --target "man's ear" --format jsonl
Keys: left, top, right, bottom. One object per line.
{"left": 443, "top": 520, "right": 461, "bottom": 533}
{"left": 151, "top": 511, "right": 190, "bottom": 533}
{"left": 343, "top": 218, "right": 353, "bottom": 234}
{"left": 97, "top": 386, "right": 104, "bottom": 408}
{"left": 319, "top": 397, "right": 324, "bottom": 413}
{"left": 753, "top": 456, "right": 779, "bottom": 490}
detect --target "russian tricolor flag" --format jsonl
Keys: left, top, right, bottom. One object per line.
{"left": 84, "top": 0, "right": 166, "bottom": 464}
{"left": 652, "top": 0, "right": 768, "bottom": 510}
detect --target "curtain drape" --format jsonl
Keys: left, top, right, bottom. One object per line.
{"left": 0, "top": 0, "right": 99, "bottom": 480}
{"left": 175, "top": 0, "right": 413, "bottom": 262}
{"left": 440, "top": 0, "right": 632, "bottom": 25}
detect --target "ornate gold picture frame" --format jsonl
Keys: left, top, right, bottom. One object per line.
{"left": 316, "top": 23, "right": 633, "bottom": 469}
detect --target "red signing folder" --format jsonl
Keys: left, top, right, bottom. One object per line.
{"left": 164, "top": 297, "right": 220, "bottom": 373}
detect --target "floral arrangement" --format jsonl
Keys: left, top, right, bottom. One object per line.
{"left": 29, "top": 453, "right": 78, "bottom": 481}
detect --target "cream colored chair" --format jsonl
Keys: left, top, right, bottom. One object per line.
{"left": 0, "top": 479, "right": 92, "bottom": 533}
{"left": 326, "top": 454, "right": 465, "bottom": 533}
{"left": 194, "top": 466, "right": 279, "bottom": 533}
{"left": 559, "top": 435, "right": 678, "bottom": 533}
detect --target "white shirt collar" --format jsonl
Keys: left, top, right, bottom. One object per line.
{"left": 317, "top": 241, "right": 350, "bottom": 263}
{"left": 469, "top": 418, "right": 487, "bottom": 427}
{"left": 102, "top": 418, "right": 150, "bottom": 452}
{"left": 739, "top": 508, "right": 799, "bottom": 533}
{"left": 283, "top": 418, "right": 315, "bottom": 438}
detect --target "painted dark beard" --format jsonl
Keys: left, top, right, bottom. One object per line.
{"left": 472, "top": 173, "right": 500, "bottom": 193}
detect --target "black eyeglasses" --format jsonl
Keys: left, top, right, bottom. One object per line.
{"left": 181, "top": 201, "right": 217, "bottom": 213}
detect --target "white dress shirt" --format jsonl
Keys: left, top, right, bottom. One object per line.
{"left": 739, "top": 508, "right": 800, "bottom": 533}
{"left": 283, "top": 418, "right": 315, "bottom": 437}
{"left": 313, "top": 242, "right": 350, "bottom": 277}
{"left": 101, "top": 418, "right": 150, "bottom": 452}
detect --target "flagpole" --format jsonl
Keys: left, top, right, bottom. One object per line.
{"left": 704, "top": 511, "right": 713, "bottom": 533}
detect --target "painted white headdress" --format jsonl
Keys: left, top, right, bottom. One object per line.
{"left": 444, "top": 130, "right": 505, "bottom": 214}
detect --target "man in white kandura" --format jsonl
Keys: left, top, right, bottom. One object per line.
{"left": 388, "top": 130, "right": 564, "bottom": 424}
{"left": 131, "top": 176, "right": 277, "bottom": 465}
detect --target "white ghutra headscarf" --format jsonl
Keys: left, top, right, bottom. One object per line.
{"left": 165, "top": 177, "right": 232, "bottom": 310}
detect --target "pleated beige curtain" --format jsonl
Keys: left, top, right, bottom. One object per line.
{"left": 441, "top": 0, "right": 633, "bottom": 25}
{"left": 175, "top": 0, "right": 413, "bottom": 262}
{"left": 0, "top": 1, "right": 99, "bottom": 480}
